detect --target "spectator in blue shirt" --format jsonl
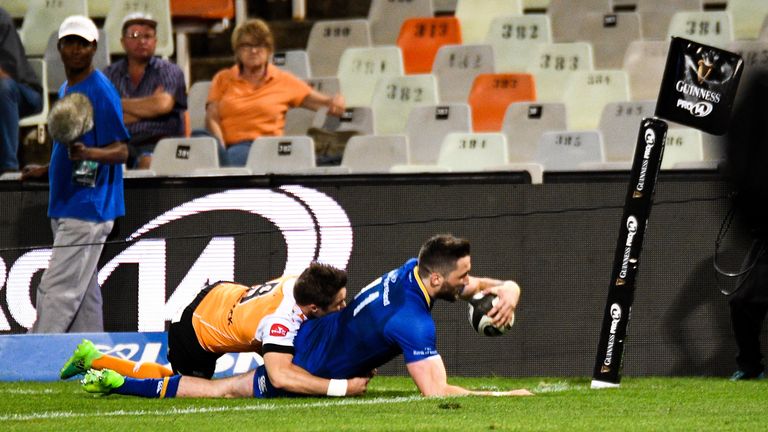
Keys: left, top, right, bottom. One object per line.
{"left": 103, "top": 12, "right": 186, "bottom": 169}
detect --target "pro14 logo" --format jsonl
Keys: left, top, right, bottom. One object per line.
{"left": 601, "top": 303, "right": 623, "bottom": 373}
{"left": 676, "top": 99, "right": 714, "bottom": 117}
{"left": 616, "top": 216, "right": 639, "bottom": 285}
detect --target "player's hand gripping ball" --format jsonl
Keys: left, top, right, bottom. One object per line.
{"left": 468, "top": 292, "right": 514, "bottom": 336}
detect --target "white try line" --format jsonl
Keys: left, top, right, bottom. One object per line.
{"left": 1, "top": 395, "right": 424, "bottom": 422}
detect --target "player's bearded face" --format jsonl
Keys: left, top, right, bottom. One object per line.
{"left": 434, "top": 256, "right": 471, "bottom": 302}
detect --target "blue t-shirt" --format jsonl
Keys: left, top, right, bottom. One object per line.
{"left": 292, "top": 258, "right": 439, "bottom": 379}
{"left": 49, "top": 70, "right": 130, "bottom": 222}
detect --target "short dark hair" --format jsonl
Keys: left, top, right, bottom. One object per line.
{"left": 294, "top": 262, "right": 347, "bottom": 309}
{"left": 417, "top": 234, "right": 471, "bottom": 278}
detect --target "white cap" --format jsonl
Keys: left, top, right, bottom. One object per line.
{"left": 121, "top": 12, "right": 157, "bottom": 31}
{"left": 58, "top": 15, "right": 99, "bottom": 43}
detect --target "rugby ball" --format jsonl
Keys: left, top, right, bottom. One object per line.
{"left": 468, "top": 292, "right": 514, "bottom": 336}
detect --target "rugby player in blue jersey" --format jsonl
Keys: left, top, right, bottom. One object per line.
{"left": 83, "top": 234, "right": 532, "bottom": 397}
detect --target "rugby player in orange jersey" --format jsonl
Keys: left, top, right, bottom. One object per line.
{"left": 60, "top": 262, "right": 370, "bottom": 397}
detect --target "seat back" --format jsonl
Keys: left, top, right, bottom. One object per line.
{"left": 371, "top": 74, "right": 440, "bottom": 134}
{"left": 598, "top": 100, "right": 657, "bottom": 162}
{"left": 661, "top": 128, "right": 704, "bottom": 169}
{"left": 485, "top": 14, "right": 552, "bottom": 72}
{"left": 368, "top": 0, "right": 433, "bottom": 46}
{"left": 246, "top": 136, "right": 316, "bottom": 174}
{"left": 502, "top": 102, "right": 566, "bottom": 162}
{"left": 397, "top": 17, "right": 462, "bottom": 74}
{"left": 20, "top": 0, "right": 88, "bottom": 56}
{"left": 468, "top": 73, "right": 536, "bottom": 131}
{"left": 272, "top": 50, "right": 311, "bottom": 79}
{"left": 637, "top": 0, "right": 702, "bottom": 41}
{"left": 437, "top": 132, "right": 509, "bottom": 171}
{"left": 667, "top": 11, "right": 733, "bottom": 48}
{"left": 150, "top": 137, "right": 219, "bottom": 175}
{"left": 337, "top": 46, "right": 404, "bottom": 106}
{"left": 727, "top": 0, "right": 768, "bottom": 40}
{"left": 564, "top": 12, "right": 642, "bottom": 70}
{"left": 187, "top": 81, "right": 211, "bottom": 132}
{"left": 527, "top": 42, "right": 594, "bottom": 102}
{"left": 306, "top": 19, "right": 372, "bottom": 77}
{"left": 547, "top": 0, "right": 612, "bottom": 42}
{"left": 563, "top": 70, "right": 630, "bottom": 130}
{"left": 432, "top": 44, "right": 495, "bottom": 103}
{"left": 341, "top": 135, "right": 409, "bottom": 173}
{"left": 316, "top": 106, "right": 376, "bottom": 135}
{"left": 170, "top": 0, "right": 234, "bottom": 19}
{"left": 455, "top": 0, "right": 523, "bottom": 43}
{"left": 306, "top": 77, "right": 341, "bottom": 96}
{"left": 535, "top": 130, "right": 605, "bottom": 171}
{"left": 622, "top": 40, "right": 669, "bottom": 101}
{"left": 104, "top": 0, "right": 174, "bottom": 57}
{"left": 406, "top": 104, "right": 472, "bottom": 164}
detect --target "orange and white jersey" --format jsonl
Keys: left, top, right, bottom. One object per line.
{"left": 191, "top": 276, "right": 307, "bottom": 354}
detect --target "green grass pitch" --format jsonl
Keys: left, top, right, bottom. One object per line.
{"left": 1, "top": 376, "right": 765, "bottom": 431}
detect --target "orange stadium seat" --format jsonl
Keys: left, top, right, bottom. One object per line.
{"left": 397, "top": 17, "right": 462, "bottom": 74}
{"left": 468, "top": 73, "right": 536, "bottom": 132}
{"left": 170, "top": 0, "right": 234, "bottom": 19}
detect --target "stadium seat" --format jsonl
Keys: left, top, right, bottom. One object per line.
{"left": 547, "top": 0, "right": 612, "bottom": 42}
{"left": 434, "top": 0, "right": 459, "bottom": 14}
{"left": 337, "top": 46, "right": 405, "bottom": 107}
{"left": 468, "top": 73, "right": 536, "bottom": 132}
{"left": 371, "top": 74, "right": 439, "bottom": 134}
{"left": 522, "top": 0, "right": 550, "bottom": 10}
{"left": 501, "top": 102, "right": 566, "bottom": 163}
{"left": 19, "top": 59, "right": 49, "bottom": 130}
{"left": 305, "top": 78, "right": 340, "bottom": 98}
{"left": 170, "top": 0, "right": 234, "bottom": 20}
{"left": 397, "top": 17, "right": 462, "bottom": 74}
{"left": 88, "top": 0, "right": 111, "bottom": 18}
{"left": 4, "top": 0, "right": 28, "bottom": 18}
{"left": 104, "top": 0, "right": 174, "bottom": 57}
{"left": 667, "top": 11, "right": 734, "bottom": 48}
{"left": 660, "top": 128, "right": 704, "bottom": 170}
{"left": 726, "top": 0, "right": 768, "bottom": 41}
{"left": 19, "top": 0, "right": 88, "bottom": 57}
{"left": 562, "top": 70, "right": 630, "bottom": 131}
{"left": 150, "top": 137, "right": 220, "bottom": 176}
{"left": 341, "top": 135, "right": 409, "bottom": 173}
{"left": 314, "top": 106, "right": 376, "bottom": 136}
{"left": 559, "top": 12, "right": 642, "bottom": 70}
{"left": 622, "top": 40, "right": 668, "bottom": 101}
{"left": 245, "top": 136, "right": 317, "bottom": 174}
{"left": 187, "top": 81, "right": 211, "bottom": 133}
{"left": 368, "top": 0, "right": 433, "bottom": 46}
{"left": 406, "top": 104, "right": 472, "bottom": 164}
{"left": 637, "top": 0, "right": 702, "bottom": 41}
{"left": 535, "top": 130, "right": 605, "bottom": 171}
{"left": 306, "top": 19, "right": 372, "bottom": 77}
{"left": 527, "top": 42, "right": 594, "bottom": 102}
{"left": 727, "top": 40, "right": 768, "bottom": 93}
{"left": 485, "top": 14, "right": 552, "bottom": 73}
{"left": 454, "top": 0, "right": 523, "bottom": 44}
{"left": 598, "top": 100, "right": 657, "bottom": 162}
{"left": 284, "top": 108, "right": 316, "bottom": 136}
{"left": 44, "top": 29, "right": 110, "bottom": 94}
{"left": 272, "top": 50, "right": 311, "bottom": 79}
{"left": 437, "top": 132, "right": 509, "bottom": 171}
{"left": 432, "top": 44, "right": 495, "bottom": 103}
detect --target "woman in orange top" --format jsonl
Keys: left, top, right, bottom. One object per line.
{"left": 205, "top": 19, "right": 344, "bottom": 166}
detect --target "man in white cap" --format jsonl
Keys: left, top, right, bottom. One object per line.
{"left": 22, "top": 15, "right": 130, "bottom": 333}
{"left": 103, "top": 12, "right": 186, "bottom": 169}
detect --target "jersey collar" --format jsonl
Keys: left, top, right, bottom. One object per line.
{"left": 413, "top": 266, "right": 432, "bottom": 308}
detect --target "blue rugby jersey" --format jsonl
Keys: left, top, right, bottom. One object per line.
{"left": 292, "top": 258, "right": 439, "bottom": 379}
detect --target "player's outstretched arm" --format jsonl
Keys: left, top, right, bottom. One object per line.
{"left": 406, "top": 356, "right": 532, "bottom": 397}
{"left": 264, "top": 352, "right": 370, "bottom": 397}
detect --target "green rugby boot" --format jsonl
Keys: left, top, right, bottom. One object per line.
{"left": 81, "top": 369, "right": 125, "bottom": 394}
{"left": 60, "top": 339, "right": 103, "bottom": 379}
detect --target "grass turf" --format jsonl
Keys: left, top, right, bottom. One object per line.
{"left": 0, "top": 376, "right": 765, "bottom": 431}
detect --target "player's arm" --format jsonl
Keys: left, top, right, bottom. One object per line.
{"left": 460, "top": 277, "right": 521, "bottom": 327}
{"left": 263, "top": 350, "right": 370, "bottom": 397}
{"left": 406, "top": 356, "right": 532, "bottom": 397}
{"left": 121, "top": 86, "right": 175, "bottom": 122}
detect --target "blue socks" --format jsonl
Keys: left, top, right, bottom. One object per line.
{"left": 114, "top": 375, "right": 182, "bottom": 398}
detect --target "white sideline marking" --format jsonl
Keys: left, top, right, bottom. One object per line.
{"left": 0, "top": 389, "right": 58, "bottom": 395}
{"left": 1, "top": 395, "right": 424, "bottom": 422}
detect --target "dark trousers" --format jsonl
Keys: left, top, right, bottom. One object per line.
{"left": 729, "top": 239, "right": 768, "bottom": 375}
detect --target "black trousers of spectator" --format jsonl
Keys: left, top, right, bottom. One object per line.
{"left": 729, "top": 239, "right": 768, "bottom": 376}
